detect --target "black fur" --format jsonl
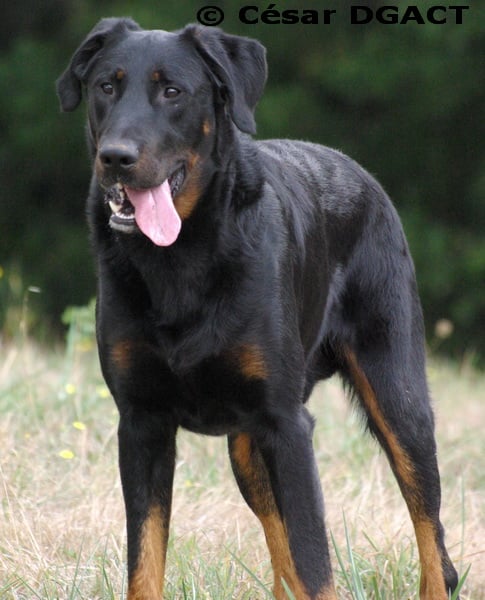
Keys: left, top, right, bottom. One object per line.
{"left": 57, "top": 19, "right": 458, "bottom": 599}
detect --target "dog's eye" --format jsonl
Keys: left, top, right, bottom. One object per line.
{"left": 163, "top": 86, "right": 180, "bottom": 99}
{"left": 100, "top": 82, "right": 114, "bottom": 95}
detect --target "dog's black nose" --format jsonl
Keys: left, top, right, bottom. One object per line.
{"left": 99, "top": 143, "right": 139, "bottom": 171}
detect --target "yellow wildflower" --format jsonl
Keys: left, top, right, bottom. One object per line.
{"left": 59, "top": 449, "right": 75, "bottom": 460}
{"left": 96, "top": 385, "right": 110, "bottom": 398}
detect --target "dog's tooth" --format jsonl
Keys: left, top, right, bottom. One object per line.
{"left": 109, "top": 200, "right": 122, "bottom": 213}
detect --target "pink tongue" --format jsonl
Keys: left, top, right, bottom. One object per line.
{"left": 125, "top": 180, "right": 181, "bottom": 246}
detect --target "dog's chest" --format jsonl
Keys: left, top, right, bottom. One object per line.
{"left": 110, "top": 336, "right": 269, "bottom": 435}
{"left": 172, "top": 352, "right": 269, "bottom": 435}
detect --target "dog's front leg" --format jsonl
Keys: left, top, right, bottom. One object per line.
{"left": 229, "top": 406, "right": 336, "bottom": 600}
{"left": 118, "top": 409, "right": 176, "bottom": 600}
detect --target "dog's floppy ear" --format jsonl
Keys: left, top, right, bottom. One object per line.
{"left": 184, "top": 26, "right": 267, "bottom": 135}
{"left": 56, "top": 17, "right": 142, "bottom": 112}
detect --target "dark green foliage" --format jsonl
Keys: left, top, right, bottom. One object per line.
{"left": 1, "top": 1, "right": 483, "bottom": 362}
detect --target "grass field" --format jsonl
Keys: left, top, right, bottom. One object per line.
{"left": 0, "top": 326, "right": 483, "bottom": 599}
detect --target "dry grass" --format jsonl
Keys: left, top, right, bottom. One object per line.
{"left": 0, "top": 335, "right": 483, "bottom": 599}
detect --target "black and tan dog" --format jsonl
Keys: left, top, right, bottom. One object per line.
{"left": 57, "top": 18, "right": 459, "bottom": 600}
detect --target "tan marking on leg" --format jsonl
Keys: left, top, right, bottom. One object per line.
{"left": 260, "top": 512, "right": 307, "bottom": 599}
{"left": 344, "top": 348, "right": 449, "bottom": 600}
{"left": 415, "top": 520, "right": 448, "bottom": 600}
{"left": 344, "top": 349, "right": 416, "bottom": 491}
{"left": 261, "top": 513, "right": 336, "bottom": 599}
{"left": 231, "top": 433, "right": 273, "bottom": 514}
{"left": 128, "top": 505, "right": 167, "bottom": 600}
{"left": 231, "top": 434, "right": 335, "bottom": 599}
{"left": 231, "top": 432, "right": 253, "bottom": 485}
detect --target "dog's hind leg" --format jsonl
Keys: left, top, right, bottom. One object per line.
{"left": 343, "top": 345, "right": 459, "bottom": 600}
{"left": 228, "top": 412, "right": 337, "bottom": 600}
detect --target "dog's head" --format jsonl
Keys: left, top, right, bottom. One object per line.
{"left": 56, "top": 18, "right": 267, "bottom": 245}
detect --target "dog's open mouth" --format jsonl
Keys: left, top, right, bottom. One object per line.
{"left": 105, "top": 184, "right": 136, "bottom": 228}
{"left": 104, "top": 166, "right": 184, "bottom": 246}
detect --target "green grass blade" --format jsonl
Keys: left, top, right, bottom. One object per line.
{"left": 228, "top": 549, "right": 274, "bottom": 599}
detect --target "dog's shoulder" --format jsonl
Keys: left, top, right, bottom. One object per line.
{"left": 246, "top": 137, "right": 392, "bottom": 248}
{"left": 253, "top": 138, "right": 386, "bottom": 213}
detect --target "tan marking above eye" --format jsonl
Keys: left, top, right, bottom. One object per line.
{"left": 202, "top": 119, "right": 212, "bottom": 136}
{"left": 115, "top": 69, "right": 125, "bottom": 81}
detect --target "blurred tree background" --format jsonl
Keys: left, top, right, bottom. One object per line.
{"left": 0, "top": 0, "right": 483, "bottom": 363}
